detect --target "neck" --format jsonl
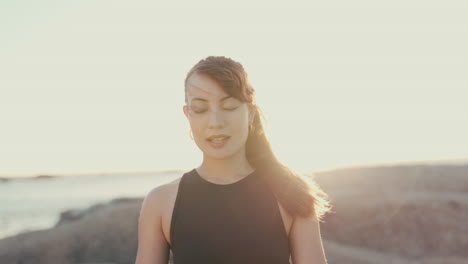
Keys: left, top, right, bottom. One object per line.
{"left": 198, "top": 150, "right": 254, "bottom": 181}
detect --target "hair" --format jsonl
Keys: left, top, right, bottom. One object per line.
{"left": 184, "top": 56, "right": 332, "bottom": 221}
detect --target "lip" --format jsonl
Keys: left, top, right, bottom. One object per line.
{"left": 206, "top": 134, "right": 230, "bottom": 141}
{"left": 207, "top": 135, "right": 230, "bottom": 149}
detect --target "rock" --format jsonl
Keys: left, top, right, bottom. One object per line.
{"left": 0, "top": 177, "right": 10, "bottom": 183}
{"left": 0, "top": 198, "right": 143, "bottom": 264}
{"left": 315, "top": 164, "right": 468, "bottom": 260}
{"left": 35, "top": 175, "right": 59, "bottom": 180}
{"left": 55, "top": 198, "right": 142, "bottom": 227}
{"left": 1, "top": 163, "right": 467, "bottom": 264}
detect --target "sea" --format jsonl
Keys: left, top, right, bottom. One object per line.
{"left": 0, "top": 170, "right": 184, "bottom": 240}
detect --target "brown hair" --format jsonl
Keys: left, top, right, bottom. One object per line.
{"left": 184, "top": 56, "right": 331, "bottom": 221}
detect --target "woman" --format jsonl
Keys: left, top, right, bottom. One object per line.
{"left": 135, "top": 56, "right": 331, "bottom": 264}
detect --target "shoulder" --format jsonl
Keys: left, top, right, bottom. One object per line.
{"left": 139, "top": 175, "right": 183, "bottom": 218}
{"left": 136, "top": 175, "right": 184, "bottom": 263}
{"left": 147, "top": 175, "right": 186, "bottom": 246}
{"left": 153, "top": 176, "right": 183, "bottom": 195}
{"left": 143, "top": 175, "right": 184, "bottom": 219}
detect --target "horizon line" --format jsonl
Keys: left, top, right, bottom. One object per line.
{"left": 2, "top": 157, "right": 467, "bottom": 179}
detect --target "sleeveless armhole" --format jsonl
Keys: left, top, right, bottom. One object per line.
{"left": 169, "top": 173, "right": 186, "bottom": 251}
{"left": 264, "top": 178, "right": 291, "bottom": 245}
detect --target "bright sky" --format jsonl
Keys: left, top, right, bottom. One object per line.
{"left": 1, "top": 1, "right": 467, "bottom": 177}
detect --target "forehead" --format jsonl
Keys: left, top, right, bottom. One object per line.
{"left": 186, "top": 73, "right": 228, "bottom": 100}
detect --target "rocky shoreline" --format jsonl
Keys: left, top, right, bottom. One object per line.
{"left": 1, "top": 163, "right": 467, "bottom": 264}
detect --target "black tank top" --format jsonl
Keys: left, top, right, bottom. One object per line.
{"left": 169, "top": 168, "right": 291, "bottom": 264}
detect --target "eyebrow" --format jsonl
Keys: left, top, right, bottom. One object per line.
{"left": 190, "top": 95, "right": 233, "bottom": 103}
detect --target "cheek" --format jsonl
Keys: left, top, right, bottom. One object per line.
{"left": 188, "top": 117, "right": 207, "bottom": 135}
{"left": 229, "top": 115, "right": 249, "bottom": 133}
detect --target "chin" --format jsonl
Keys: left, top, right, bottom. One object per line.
{"left": 202, "top": 146, "right": 243, "bottom": 160}
{"left": 204, "top": 150, "right": 235, "bottom": 160}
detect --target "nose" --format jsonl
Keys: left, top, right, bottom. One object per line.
{"left": 208, "top": 109, "right": 225, "bottom": 129}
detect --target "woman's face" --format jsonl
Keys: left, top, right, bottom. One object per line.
{"left": 183, "top": 72, "right": 254, "bottom": 160}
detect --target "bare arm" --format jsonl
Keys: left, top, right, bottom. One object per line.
{"left": 135, "top": 186, "right": 170, "bottom": 264}
{"left": 289, "top": 214, "right": 328, "bottom": 264}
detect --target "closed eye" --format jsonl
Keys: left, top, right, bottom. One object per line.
{"left": 225, "top": 107, "right": 238, "bottom": 111}
{"left": 191, "top": 107, "right": 237, "bottom": 113}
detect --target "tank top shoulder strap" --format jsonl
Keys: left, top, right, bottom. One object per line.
{"left": 169, "top": 170, "right": 192, "bottom": 249}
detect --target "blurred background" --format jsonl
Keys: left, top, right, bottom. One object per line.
{"left": 1, "top": 0, "right": 467, "bottom": 263}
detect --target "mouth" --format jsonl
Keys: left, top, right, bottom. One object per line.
{"left": 206, "top": 135, "right": 231, "bottom": 142}
{"left": 206, "top": 135, "right": 231, "bottom": 148}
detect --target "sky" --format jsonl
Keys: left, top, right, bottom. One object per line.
{"left": 1, "top": 0, "right": 467, "bottom": 177}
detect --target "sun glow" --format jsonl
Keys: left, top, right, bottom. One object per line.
{"left": 1, "top": 1, "right": 467, "bottom": 177}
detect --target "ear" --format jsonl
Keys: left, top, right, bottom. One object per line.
{"left": 183, "top": 105, "right": 189, "bottom": 119}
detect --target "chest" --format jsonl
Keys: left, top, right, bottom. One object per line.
{"left": 160, "top": 182, "right": 293, "bottom": 248}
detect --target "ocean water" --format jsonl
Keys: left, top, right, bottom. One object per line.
{"left": 0, "top": 170, "right": 184, "bottom": 240}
